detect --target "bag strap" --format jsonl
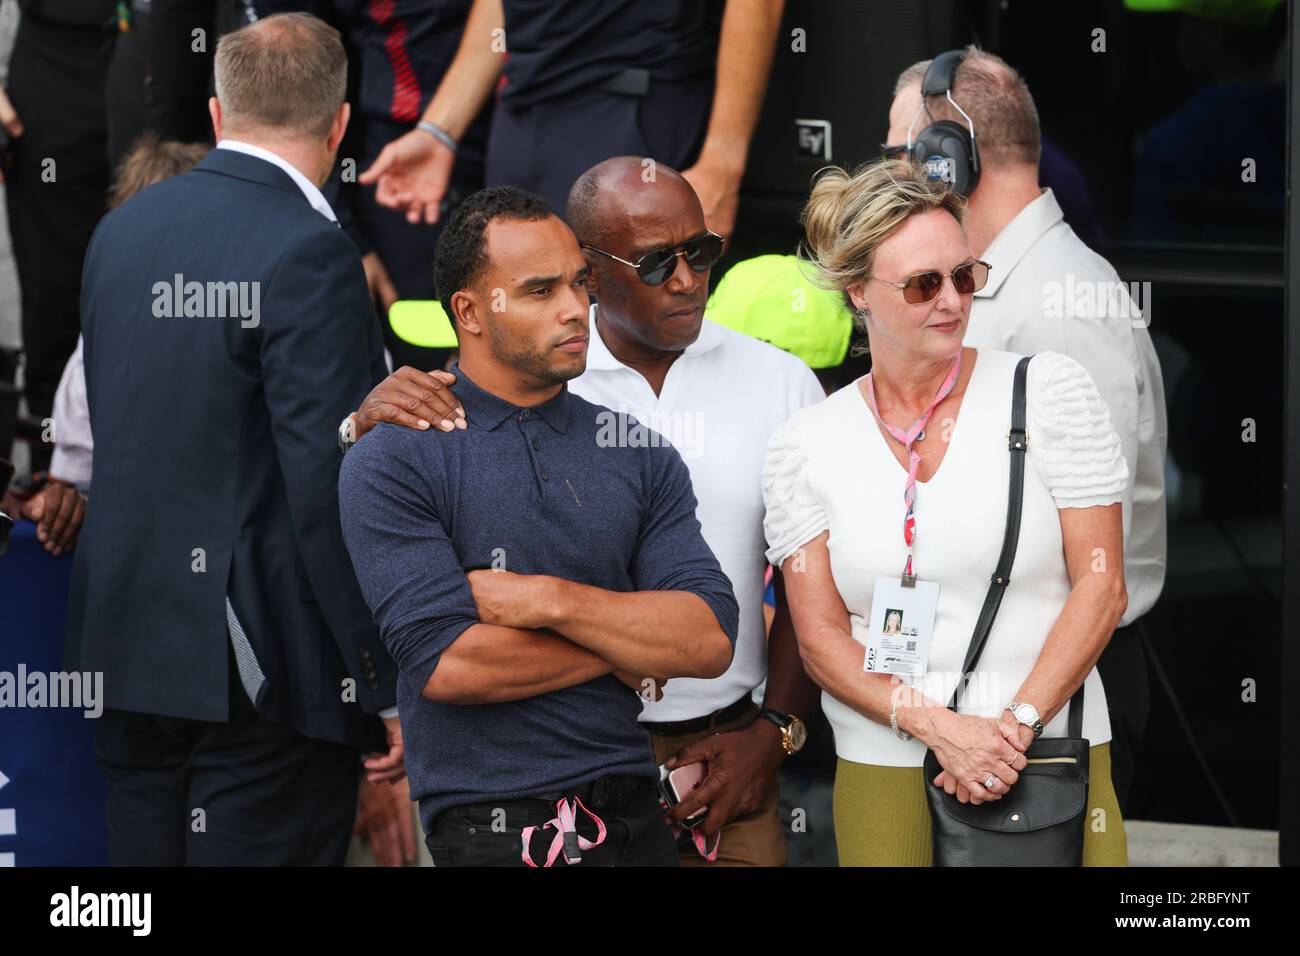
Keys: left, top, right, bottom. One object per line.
{"left": 947, "top": 355, "right": 1084, "bottom": 738}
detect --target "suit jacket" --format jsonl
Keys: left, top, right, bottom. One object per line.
{"left": 66, "top": 147, "right": 396, "bottom": 751}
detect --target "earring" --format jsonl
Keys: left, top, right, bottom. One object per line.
{"left": 855, "top": 306, "right": 872, "bottom": 321}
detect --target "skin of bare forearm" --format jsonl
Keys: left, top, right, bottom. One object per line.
{"left": 792, "top": 576, "right": 1126, "bottom": 747}
{"left": 696, "top": 0, "right": 785, "bottom": 170}
{"left": 534, "top": 577, "right": 732, "bottom": 680}
{"left": 796, "top": 618, "right": 944, "bottom": 734}
{"left": 793, "top": 582, "right": 1127, "bottom": 748}
{"left": 422, "top": 622, "right": 613, "bottom": 705}
{"left": 1007, "top": 572, "right": 1127, "bottom": 728}
{"left": 420, "top": 0, "right": 506, "bottom": 138}
{"left": 761, "top": 570, "right": 821, "bottom": 720}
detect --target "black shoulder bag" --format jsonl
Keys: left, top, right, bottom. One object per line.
{"left": 921, "top": 355, "right": 1090, "bottom": 867}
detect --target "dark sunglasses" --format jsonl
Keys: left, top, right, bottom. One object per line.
{"left": 868, "top": 260, "right": 991, "bottom": 304}
{"left": 583, "top": 232, "right": 724, "bottom": 286}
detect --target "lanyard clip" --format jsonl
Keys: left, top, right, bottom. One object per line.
{"left": 562, "top": 828, "right": 582, "bottom": 863}
{"left": 901, "top": 572, "right": 917, "bottom": 588}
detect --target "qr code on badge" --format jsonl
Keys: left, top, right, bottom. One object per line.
{"left": 906, "top": 641, "right": 916, "bottom": 652}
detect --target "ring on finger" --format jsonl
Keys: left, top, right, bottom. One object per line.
{"left": 984, "top": 775, "right": 997, "bottom": 790}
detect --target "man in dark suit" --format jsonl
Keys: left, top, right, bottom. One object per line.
{"left": 65, "top": 12, "right": 401, "bottom": 866}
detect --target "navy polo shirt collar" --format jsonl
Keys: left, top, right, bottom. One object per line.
{"left": 452, "top": 362, "right": 571, "bottom": 434}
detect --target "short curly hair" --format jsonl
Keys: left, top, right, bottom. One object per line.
{"left": 433, "top": 185, "right": 555, "bottom": 322}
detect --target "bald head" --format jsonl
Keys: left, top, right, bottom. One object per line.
{"left": 565, "top": 156, "right": 701, "bottom": 250}
{"left": 563, "top": 156, "right": 711, "bottom": 357}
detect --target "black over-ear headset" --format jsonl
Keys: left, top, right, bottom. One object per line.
{"left": 906, "top": 49, "right": 981, "bottom": 197}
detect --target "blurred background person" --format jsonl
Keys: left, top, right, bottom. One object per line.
{"left": 1129, "top": 0, "right": 1284, "bottom": 245}
{"left": 2, "top": 0, "right": 116, "bottom": 475}
{"left": 2, "top": 135, "right": 208, "bottom": 558}
{"left": 332, "top": 0, "right": 491, "bottom": 372}
{"left": 358, "top": 0, "right": 783, "bottom": 244}
{"left": 105, "top": 0, "right": 228, "bottom": 170}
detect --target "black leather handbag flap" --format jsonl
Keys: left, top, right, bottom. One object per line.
{"left": 923, "top": 739, "right": 1089, "bottom": 833}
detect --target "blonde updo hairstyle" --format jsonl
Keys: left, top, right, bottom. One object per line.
{"left": 800, "top": 159, "right": 966, "bottom": 343}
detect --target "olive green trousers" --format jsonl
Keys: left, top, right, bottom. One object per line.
{"left": 833, "top": 743, "right": 1128, "bottom": 866}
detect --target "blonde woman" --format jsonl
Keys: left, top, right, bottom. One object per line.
{"left": 762, "top": 160, "right": 1130, "bottom": 865}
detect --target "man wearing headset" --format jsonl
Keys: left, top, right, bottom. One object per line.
{"left": 884, "top": 46, "right": 1168, "bottom": 815}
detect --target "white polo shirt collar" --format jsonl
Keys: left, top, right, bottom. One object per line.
{"left": 584, "top": 303, "right": 726, "bottom": 371}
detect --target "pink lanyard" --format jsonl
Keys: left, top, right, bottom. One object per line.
{"left": 679, "top": 824, "right": 721, "bottom": 861}
{"left": 656, "top": 794, "right": 721, "bottom": 861}
{"left": 862, "top": 352, "right": 962, "bottom": 581}
{"left": 520, "top": 796, "right": 608, "bottom": 867}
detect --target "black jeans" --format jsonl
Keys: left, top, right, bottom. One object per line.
{"left": 425, "top": 774, "right": 679, "bottom": 867}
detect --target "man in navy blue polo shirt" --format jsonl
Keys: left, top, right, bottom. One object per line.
{"left": 338, "top": 185, "right": 738, "bottom": 867}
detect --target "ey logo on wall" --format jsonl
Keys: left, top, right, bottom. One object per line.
{"left": 796, "top": 119, "right": 832, "bottom": 161}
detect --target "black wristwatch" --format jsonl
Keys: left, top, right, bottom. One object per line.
{"left": 758, "top": 708, "right": 807, "bottom": 756}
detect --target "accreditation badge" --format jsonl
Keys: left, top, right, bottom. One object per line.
{"left": 863, "top": 575, "right": 939, "bottom": 678}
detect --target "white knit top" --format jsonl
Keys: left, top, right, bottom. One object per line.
{"left": 762, "top": 349, "right": 1128, "bottom": 767}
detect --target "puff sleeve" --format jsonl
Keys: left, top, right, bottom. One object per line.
{"left": 1026, "top": 351, "right": 1130, "bottom": 509}
{"left": 762, "top": 417, "right": 829, "bottom": 567}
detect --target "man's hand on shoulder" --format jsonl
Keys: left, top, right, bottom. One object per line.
{"left": 354, "top": 367, "right": 465, "bottom": 440}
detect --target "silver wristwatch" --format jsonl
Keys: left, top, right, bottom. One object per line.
{"left": 338, "top": 413, "right": 358, "bottom": 453}
{"left": 1008, "top": 700, "right": 1044, "bottom": 737}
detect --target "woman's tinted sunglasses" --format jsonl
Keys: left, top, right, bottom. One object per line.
{"left": 582, "top": 232, "right": 725, "bottom": 286}
{"left": 868, "top": 260, "right": 991, "bottom": 304}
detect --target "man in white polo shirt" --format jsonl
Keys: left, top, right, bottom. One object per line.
{"left": 347, "top": 157, "right": 825, "bottom": 865}
{"left": 887, "top": 47, "right": 1168, "bottom": 812}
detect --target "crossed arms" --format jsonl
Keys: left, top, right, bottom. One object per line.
{"left": 424, "top": 571, "right": 733, "bottom": 704}
{"left": 337, "top": 427, "right": 737, "bottom": 707}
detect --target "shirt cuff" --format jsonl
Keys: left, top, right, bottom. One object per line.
{"left": 378, "top": 706, "right": 399, "bottom": 719}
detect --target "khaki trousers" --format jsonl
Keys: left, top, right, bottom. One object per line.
{"left": 650, "top": 704, "right": 789, "bottom": 867}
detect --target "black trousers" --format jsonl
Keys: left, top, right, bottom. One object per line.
{"left": 485, "top": 74, "right": 712, "bottom": 218}
{"left": 424, "top": 774, "right": 679, "bottom": 867}
{"left": 4, "top": 14, "right": 114, "bottom": 459}
{"left": 1096, "top": 620, "right": 1151, "bottom": 815}
{"left": 105, "top": 4, "right": 149, "bottom": 171}
{"left": 94, "top": 649, "right": 361, "bottom": 866}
